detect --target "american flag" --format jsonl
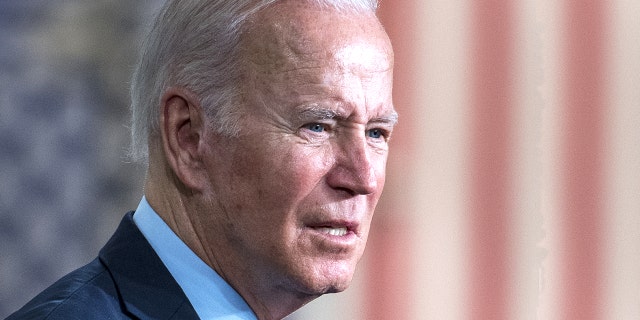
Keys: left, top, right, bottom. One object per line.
{"left": 290, "top": 0, "right": 640, "bottom": 319}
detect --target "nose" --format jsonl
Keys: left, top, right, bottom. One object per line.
{"left": 326, "top": 137, "right": 379, "bottom": 196}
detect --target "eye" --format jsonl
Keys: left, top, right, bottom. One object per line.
{"left": 367, "top": 128, "right": 385, "bottom": 139}
{"left": 304, "top": 123, "right": 326, "bottom": 133}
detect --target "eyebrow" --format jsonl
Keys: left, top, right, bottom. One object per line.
{"left": 296, "top": 105, "right": 398, "bottom": 126}
{"left": 372, "top": 110, "right": 399, "bottom": 126}
{"left": 297, "top": 106, "right": 342, "bottom": 121}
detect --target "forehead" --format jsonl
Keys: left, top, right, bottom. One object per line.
{"left": 238, "top": 1, "right": 395, "bottom": 123}
{"left": 241, "top": 1, "right": 393, "bottom": 73}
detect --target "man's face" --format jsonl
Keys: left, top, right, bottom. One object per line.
{"left": 197, "top": 2, "right": 395, "bottom": 297}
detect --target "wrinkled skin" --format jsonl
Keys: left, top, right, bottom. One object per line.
{"left": 152, "top": 1, "right": 396, "bottom": 319}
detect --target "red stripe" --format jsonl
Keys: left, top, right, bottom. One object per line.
{"left": 560, "top": 1, "right": 608, "bottom": 319}
{"left": 363, "top": 2, "right": 420, "bottom": 319}
{"left": 468, "top": 0, "right": 516, "bottom": 319}
{"left": 364, "top": 216, "right": 413, "bottom": 319}
{"left": 377, "top": 0, "right": 420, "bottom": 151}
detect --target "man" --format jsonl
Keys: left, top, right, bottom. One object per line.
{"left": 9, "top": 0, "right": 396, "bottom": 319}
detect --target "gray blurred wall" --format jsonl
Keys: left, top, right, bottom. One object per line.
{"left": 0, "top": 1, "right": 162, "bottom": 317}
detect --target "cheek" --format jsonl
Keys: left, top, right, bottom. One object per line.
{"left": 225, "top": 142, "right": 332, "bottom": 214}
{"left": 261, "top": 156, "right": 329, "bottom": 216}
{"left": 377, "top": 162, "right": 387, "bottom": 192}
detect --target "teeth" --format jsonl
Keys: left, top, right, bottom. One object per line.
{"left": 317, "top": 227, "right": 348, "bottom": 236}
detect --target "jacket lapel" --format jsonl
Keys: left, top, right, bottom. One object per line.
{"left": 99, "top": 212, "right": 199, "bottom": 319}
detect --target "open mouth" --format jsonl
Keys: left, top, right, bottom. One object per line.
{"left": 314, "top": 226, "right": 348, "bottom": 236}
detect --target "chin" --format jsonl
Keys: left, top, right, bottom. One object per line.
{"left": 301, "top": 279, "right": 351, "bottom": 297}
{"left": 302, "top": 262, "right": 356, "bottom": 295}
{"left": 323, "top": 281, "right": 351, "bottom": 294}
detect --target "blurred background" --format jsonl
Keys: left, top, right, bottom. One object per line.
{"left": 1, "top": 1, "right": 639, "bottom": 319}
{"left": 0, "top": 1, "right": 157, "bottom": 316}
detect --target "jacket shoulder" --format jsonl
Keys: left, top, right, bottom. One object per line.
{"left": 7, "top": 258, "right": 129, "bottom": 320}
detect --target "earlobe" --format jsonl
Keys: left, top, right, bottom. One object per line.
{"left": 160, "top": 88, "right": 207, "bottom": 191}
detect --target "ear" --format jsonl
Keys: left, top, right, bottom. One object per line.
{"left": 159, "top": 87, "right": 208, "bottom": 191}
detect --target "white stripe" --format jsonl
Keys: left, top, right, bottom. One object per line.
{"left": 512, "top": 0, "right": 546, "bottom": 319}
{"left": 409, "top": 1, "right": 470, "bottom": 319}
{"left": 538, "top": 0, "right": 565, "bottom": 319}
{"left": 606, "top": 0, "right": 640, "bottom": 318}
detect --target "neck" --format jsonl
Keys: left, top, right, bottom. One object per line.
{"left": 143, "top": 163, "right": 211, "bottom": 268}
{"left": 144, "top": 162, "right": 320, "bottom": 319}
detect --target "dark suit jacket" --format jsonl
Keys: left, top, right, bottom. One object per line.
{"left": 7, "top": 212, "right": 200, "bottom": 320}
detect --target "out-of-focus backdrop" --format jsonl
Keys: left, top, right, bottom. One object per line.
{"left": 0, "top": 1, "right": 157, "bottom": 317}
{"left": 2, "top": 1, "right": 639, "bottom": 319}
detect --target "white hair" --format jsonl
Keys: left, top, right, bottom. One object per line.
{"left": 128, "top": 0, "right": 379, "bottom": 164}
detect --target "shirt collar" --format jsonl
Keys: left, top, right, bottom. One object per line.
{"left": 133, "top": 197, "right": 257, "bottom": 320}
